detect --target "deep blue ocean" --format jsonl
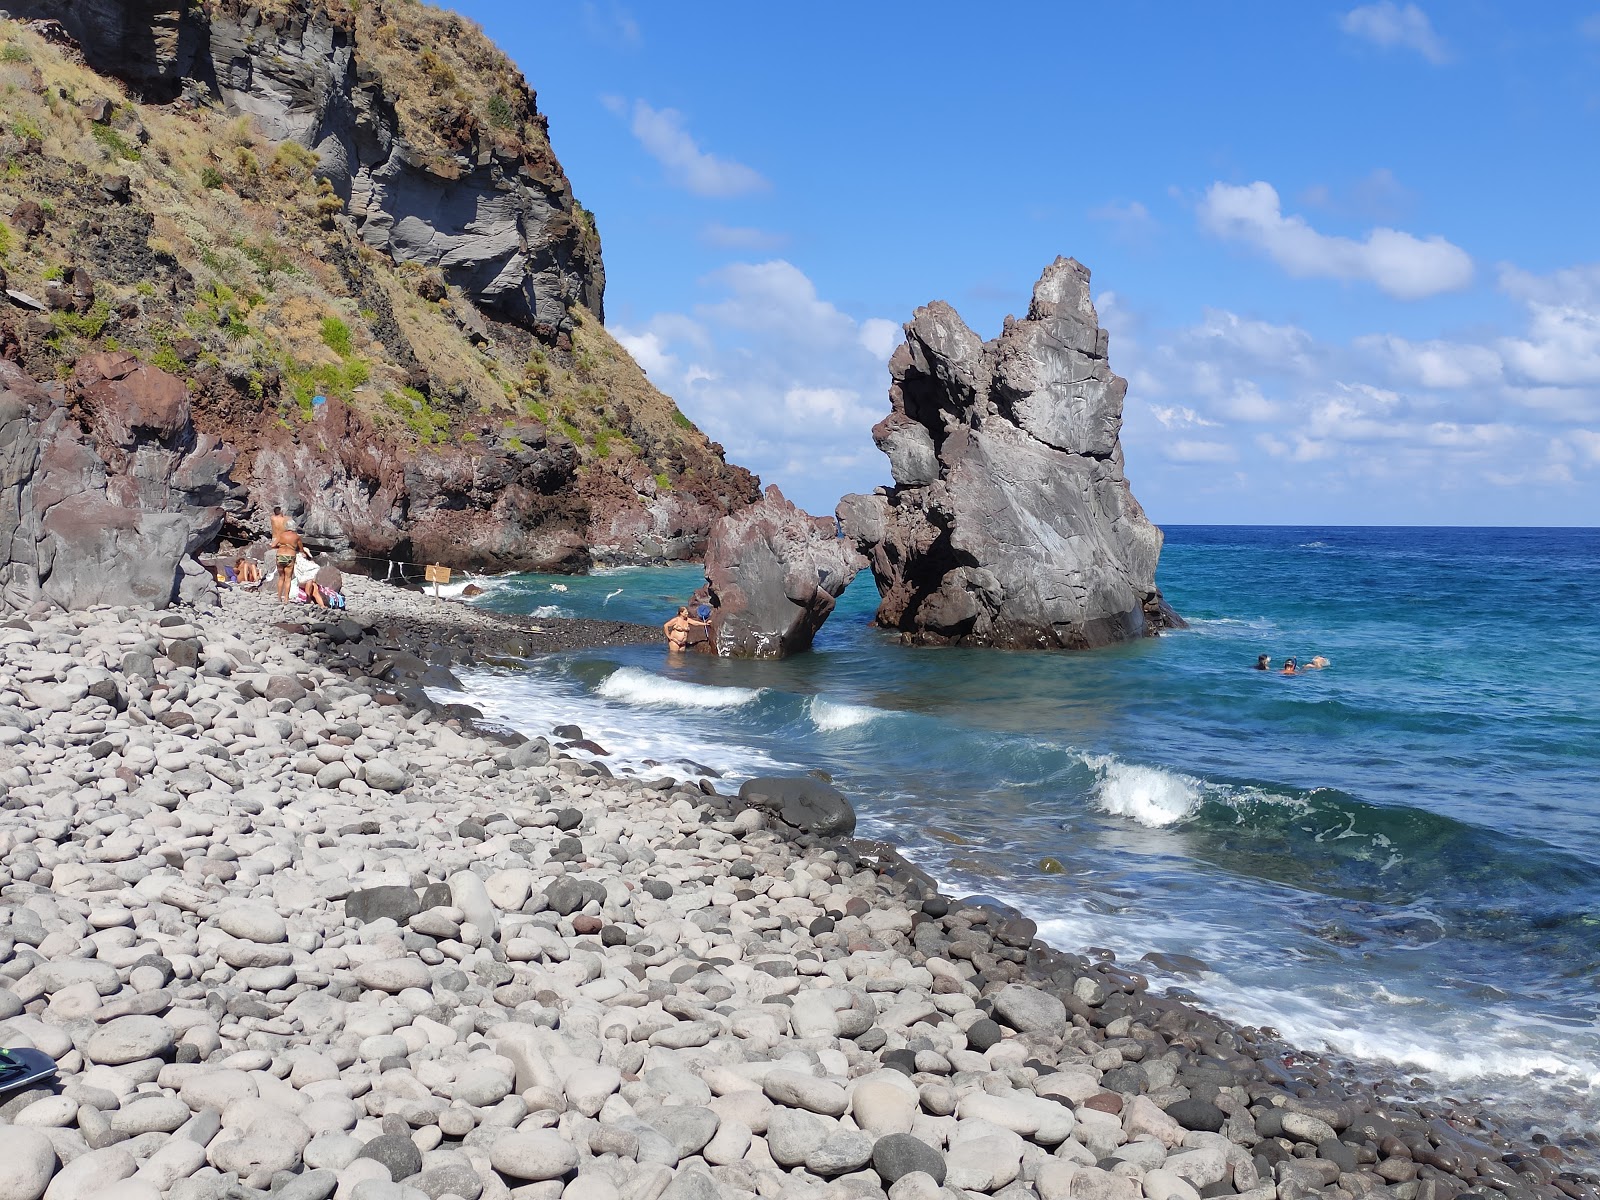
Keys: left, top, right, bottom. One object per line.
{"left": 437, "top": 526, "right": 1600, "bottom": 1137}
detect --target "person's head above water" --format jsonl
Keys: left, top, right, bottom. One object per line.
{"left": 1282, "top": 657, "right": 1298, "bottom": 674}
{"left": 1255, "top": 654, "right": 1271, "bottom": 670}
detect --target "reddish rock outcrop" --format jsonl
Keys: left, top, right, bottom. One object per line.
{"left": 699, "top": 487, "right": 863, "bottom": 659}
{"left": 0, "top": 358, "right": 238, "bottom": 611}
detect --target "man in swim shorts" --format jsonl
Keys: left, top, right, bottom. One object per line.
{"left": 663, "top": 605, "right": 710, "bottom": 653}
{"left": 273, "top": 518, "right": 303, "bottom": 604}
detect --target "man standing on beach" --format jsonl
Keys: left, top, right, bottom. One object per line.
{"left": 272, "top": 509, "right": 302, "bottom": 604}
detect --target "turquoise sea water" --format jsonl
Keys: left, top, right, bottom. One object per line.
{"left": 441, "top": 527, "right": 1600, "bottom": 1138}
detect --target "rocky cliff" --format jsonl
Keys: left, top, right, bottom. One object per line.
{"left": 838, "top": 258, "right": 1181, "bottom": 650}
{"left": 0, "top": 4, "right": 757, "bottom": 595}
{"left": 699, "top": 487, "right": 862, "bottom": 659}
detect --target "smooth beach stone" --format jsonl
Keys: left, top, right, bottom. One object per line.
{"left": 353, "top": 958, "right": 432, "bottom": 993}
{"left": 765, "top": 1110, "right": 832, "bottom": 1168}
{"left": 39, "top": 1146, "right": 135, "bottom": 1200}
{"left": 0, "top": 1126, "right": 57, "bottom": 1200}
{"left": 357, "top": 1134, "right": 423, "bottom": 1182}
{"left": 85, "top": 1016, "right": 176, "bottom": 1065}
{"left": 273, "top": 1171, "right": 339, "bottom": 1200}
{"left": 360, "top": 759, "right": 409, "bottom": 792}
{"left": 851, "top": 1079, "right": 917, "bottom": 1136}
{"left": 111, "top": 1094, "right": 191, "bottom": 1135}
{"left": 650, "top": 1107, "right": 721, "bottom": 1158}
{"left": 657, "top": 1170, "right": 722, "bottom": 1200}
{"left": 217, "top": 906, "right": 288, "bottom": 944}
{"left": 991, "top": 983, "right": 1066, "bottom": 1034}
{"left": 762, "top": 1070, "right": 848, "bottom": 1116}
{"left": 489, "top": 1130, "right": 578, "bottom": 1181}
{"left": 872, "top": 1133, "right": 946, "bottom": 1186}
{"left": 805, "top": 1131, "right": 875, "bottom": 1177}
{"left": 563, "top": 1064, "right": 621, "bottom": 1116}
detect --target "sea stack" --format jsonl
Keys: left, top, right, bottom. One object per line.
{"left": 700, "top": 486, "right": 862, "bottom": 658}
{"left": 838, "top": 257, "right": 1181, "bottom": 649}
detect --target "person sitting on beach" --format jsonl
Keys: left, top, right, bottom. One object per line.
{"left": 1281, "top": 657, "right": 1299, "bottom": 675}
{"left": 273, "top": 525, "right": 303, "bottom": 603}
{"left": 291, "top": 547, "right": 321, "bottom": 604}
{"left": 237, "top": 556, "right": 261, "bottom": 586}
{"left": 663, "top": 605, "right": 710, "bottom": 653}
{"left": 312, "top": 562, "right": 345, "bottom": 609}
{"left": 1255, "top": 654, "right": 1271, "bottom": 670}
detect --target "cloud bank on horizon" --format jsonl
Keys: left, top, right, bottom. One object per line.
{"left": 464, "top": 0, "right": 1600, "bottom": 526}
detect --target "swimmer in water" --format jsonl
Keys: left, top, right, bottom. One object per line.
{"left": 1304, "top": 655, "right": 1330, "bottom": 670}
{"left": 1255, "top": 654, "right": 1271, "bottom": 670}
{"left": 1281, "top": 657, "right": 1299, "bottom": 675}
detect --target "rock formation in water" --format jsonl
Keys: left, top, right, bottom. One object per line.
{"left": 838, "top": 257, "right": 1181, "bottom": 649}
{"left": 699, "top": 487, "right": 862, "bottom": 658}
{"left": 1, "top": 356, "right": 234, "bottom": 610}
{"left": 0, "top": 5, "right": 758, "bottom": 581}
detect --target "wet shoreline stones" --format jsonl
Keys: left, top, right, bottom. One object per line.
{"left": 0, "top": 576, "right": 1593, "bottom": 1200}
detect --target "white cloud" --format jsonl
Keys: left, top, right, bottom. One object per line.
{"left": 1165, "top": 439, "right": 1239, "bottom": 464}
{"left": 1088, "top": 200, "right": 1158, "bottom": 245}
{"left": 613, "top": 260, "right": 896, "bottom": 514}
{"left": 581, "top": 2, "right": 641, "bottom": 48}
{"left": 857, "top": 318, "right": 903, "bottom": 361}
{"left": 1355, "top": 333, "right": 1503, "bottom": 389}
{"left": 613, "top": 330, "right": 676, "bottom": 379}
{"left": 784, "top": 387, "right": 879, "bottom": 428}
{"left": 1570, "top": 429, "right": 1600, "bottom": 462}
{"left": 1191, "top": 308, "right": 1315, "bottom": 370}
{"left": 700, "top": 224, "right": 788, "bottom": 251}
{"left": 1216, "top": 382, "right": 1281, "bottom": 422}
{"left": 1497, "top": 265, "right": 1600, "bottom": 386}
{"left": 606, "top": 99, "right": 768, "bottom": 197}
{"left": 1149, "top": 405, "right": 1217, "bottom": 429}
{"left": 1197, "top": 181, "right": 1473, "bottom": 299}
{"left": 1340, "top": 3, "right": 1450, "bottom": 65}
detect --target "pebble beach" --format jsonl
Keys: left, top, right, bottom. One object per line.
{"left": 0, "top": 578, "right": 1591, "bottom": 1200}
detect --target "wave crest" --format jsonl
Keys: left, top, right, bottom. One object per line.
{"left": 810, "top": 698, "right": 888, "bottom": 732}
{"left": 596, "top": 667, "right": 763, "bottom": 710}
{"left": 1088, "top": 756, "right": 1203, "bottom": 827}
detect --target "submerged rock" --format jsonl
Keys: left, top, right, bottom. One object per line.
{"left": 700, "top": 485, "right": 862, "bottom": 658}
{"left": 839, "top": 257, "right": 1182, "bottom": 649}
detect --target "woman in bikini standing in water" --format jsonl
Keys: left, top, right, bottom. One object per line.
{"left": 663, "top": 606, "right": 711, "bottom": 654}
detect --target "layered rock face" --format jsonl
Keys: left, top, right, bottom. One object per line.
{"left": 0, "top": 5, "right": 759, "bottom": 573}
{"left": 12, "top": 0, "right": 603, "bottom": 330}
{"left": 700, "top": 487, "right": 862, "bottom": 658}
{"left": 0, "top": 356, "right": 238, "bottom": 611}
{"left": 838, "top": 258, "right": 1181, "bottom": 650}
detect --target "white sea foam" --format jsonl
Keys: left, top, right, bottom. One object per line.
{"left": 1086, "top": 755, "right": 1203, "bottom": 827}
{"left": 596, "top": 667, "right": 763, "bottom": 710}
{"left": 529, "top": 605, "right": 568, "bottom": 619}
{"left": 432, "top": 574, "right": 506, "bottom": 600}
{"left": 809, "top": 698, "right": 888, "bottom": 732}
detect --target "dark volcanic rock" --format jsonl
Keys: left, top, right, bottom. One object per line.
{"left": 700, "top": 485, "right": 863, "bottom": 658}
{"left": 737, "top": 776, "right": 855, "bottom": 838}
{"left": 838, "top": 257, "right": 1182, "bottom": 649}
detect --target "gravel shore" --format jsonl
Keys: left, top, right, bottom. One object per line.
{"left": 0, "top": 579, "right": 1591, "bottom": 1200}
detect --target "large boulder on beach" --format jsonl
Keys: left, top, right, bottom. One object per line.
{"left": 699, "top": 485, "right": 863, "bottom": 658}
{"left": 838, "top": 257, "right": 1182, "bottom": 649}
{"left": 738, "top": 776, "right": 856, "bottom": 838}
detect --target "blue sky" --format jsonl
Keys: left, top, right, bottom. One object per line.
{"left": 453, "top": 1, "right": 1600, "bottom": 525}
